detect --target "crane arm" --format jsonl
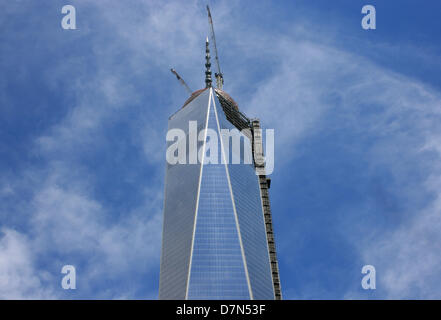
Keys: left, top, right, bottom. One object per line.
{"left": 207, "top": 5, "right": 224, "bottom": 89}
{"left": 170, "top": 68, "right": 192, "bottom": 94}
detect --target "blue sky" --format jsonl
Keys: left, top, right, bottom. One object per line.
{"left": 1, "top": 0, "right": 441, "bottom": 299}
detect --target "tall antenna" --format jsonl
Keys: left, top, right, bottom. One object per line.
{"left": 170, "top": 68, "right": 192, "bottom": 94}
{"left": 205, "top": 37, "right": 212, "bottom": 88}
{"left": 206, "top": 5, "right": 224, "bottom": 90}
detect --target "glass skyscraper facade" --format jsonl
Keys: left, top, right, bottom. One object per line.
{"left": 159, "top": 87, "right": 280, "bottom": 300}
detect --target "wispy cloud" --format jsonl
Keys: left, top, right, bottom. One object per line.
{"left": 242, "top": 37, "right": 441, "bottom": 298}
{"left": 0, "top": 228, "right": 55, "bottom": 299}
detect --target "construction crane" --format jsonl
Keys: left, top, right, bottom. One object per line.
{"left": 206, "top": 5, "right": 224, "bottom": 90}
{"left": 170, "top": 68, "right": 192, "bottom": 95}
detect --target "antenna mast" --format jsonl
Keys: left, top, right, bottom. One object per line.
{"left": 206, "top": 5, "right": 224, "bottom": 90}
{"left": 205, "top": 37, "right": 212, "bottom": 88}
{"left": 170, "top": 68, "right": 192, "bottom": 95}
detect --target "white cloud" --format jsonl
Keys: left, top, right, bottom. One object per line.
{"left": 355, "top": 167, "right": 441, "bottom": 299}
{"left": 0, "top": 228, "right": 55, "bottom": 299}
{"left": 29, "top": 163, "right": 162, "bottom": 295}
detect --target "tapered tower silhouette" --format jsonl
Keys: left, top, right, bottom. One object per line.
{"left": 159, "top": 11, "right": 281, "bottom": 300}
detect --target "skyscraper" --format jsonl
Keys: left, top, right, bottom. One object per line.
{"left": 159, "top": 37, "right": 281, "bottom": 300}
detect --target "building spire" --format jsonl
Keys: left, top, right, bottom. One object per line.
{"left": 205, "top": 37, "right": 212, "bottom": 88}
